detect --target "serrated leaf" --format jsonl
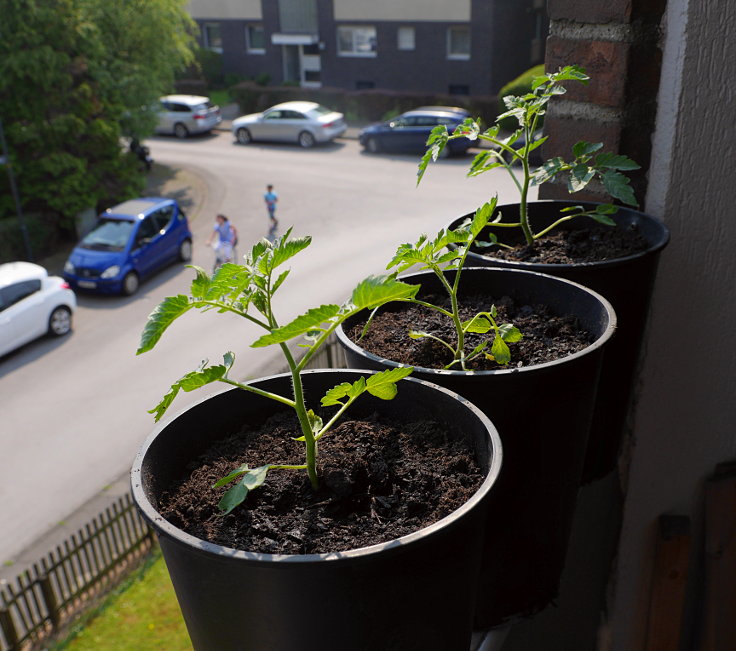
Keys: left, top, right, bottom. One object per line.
{"left": 137, "top": 295, "right": 193, "bottom": 354}
{"left": 272, "top": 269, "right": 290, "bottom": 293}
{"left": 321, "top": 377, "right": 366, "bottom": 407}
{"left": 366, "top": 366, "right": 413, "bottom": 400}
{"left": 602, "top": 170, "right": 638, "bottom": 206}
{"left": 271, "top": 234, "right": 312, "bottom": 270}
{"left": 595, "top": 152, "right": 641, "bottom": 171}
{"left": 350, "top": 275, "right": 419, "bottom": 311}
{"left": 572, "top": 141, "right": 603, "bottom": 159}
{"left": 569, "top": 164, "right": 595, "bottom": 193}
{"left": 252, "top": 304, "right": 341, "bottom": 347}
{"left": 148, "top": 355, "right": 233, "bottom": 421}
{"left": 189, "top": 266, "right": 211, "bottom": 299}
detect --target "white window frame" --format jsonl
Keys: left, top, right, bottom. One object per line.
{"left": 246, "top": 24, "right": 265, "bottom": 54}
{"left": 337, "top": 26, "right": 377, "bottom": 57}
{"left": 447, "top": 26, "right": 470, "bottom": 60}
{"left": 203, "top": 22, "right": 223, "bottom": 53}
{"left": 397, "top": 26, "right": 415, "bottom": 51}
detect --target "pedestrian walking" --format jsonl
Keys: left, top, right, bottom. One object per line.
{"left": 205, "top": 213, "right": 237, "bottom": 271}
{"left": 264, "top": 184, "right": 278, "bottom": 226}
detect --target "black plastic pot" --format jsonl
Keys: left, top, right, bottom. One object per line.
{"left": 448, "top": 201, "right": 669, "bottom": 482}
{"left": 335, "top": 268, "right": 616, "bottom": 627}
{"left": 131, "top": 369, "right": 502, "bottom": 651}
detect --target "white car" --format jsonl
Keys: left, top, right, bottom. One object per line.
{"left": 155, "top": 95, "right": 222, "bottom": 138}
{"left": 0, "top": 262, "right": 76, "bottom": 357}
{"left": 231, "top": 101, "right": 347, "bottom": 148}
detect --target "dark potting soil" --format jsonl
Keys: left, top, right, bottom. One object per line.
{"left": 157, "top": 411, "right": 483, "bottom": 555}
{"left": 346, "top": 293, "right": 593, "bottom": 371}
{"left": 481, "top": 221, "right": 648, "bottom": 264}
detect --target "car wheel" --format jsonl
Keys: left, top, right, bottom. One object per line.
{"left": 366, "top": 137, "right": 380, "bottom": 154}
{"left": 48, "top": 306, "right": 72, "bottom": 336}
{"left": 178, "top": 239, "right": 193, "bottom": 262}
{"left": 236, "top": 128, "right": 252, "bottom": 145}
{"left": 298, "top": 131, "right": 316, "bottom": 148}
{"left": 122, "top": 271, "right": 139, "bottom": 296}
{"left": 174, "top": 122, "right": 189, "bottom": 139}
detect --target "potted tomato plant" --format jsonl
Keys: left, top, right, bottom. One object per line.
{"left": 419, "top": 65, "right": 669, "bottom": 481}
{"left": 335, "top": 204, "right": 617, "bottom": 626}
{"left": 131, "top": 229, "right": 503, "bottom": 650}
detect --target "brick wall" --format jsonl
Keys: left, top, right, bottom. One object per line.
{"left": 541, "top": 0, "right": 665, "bottom": 203}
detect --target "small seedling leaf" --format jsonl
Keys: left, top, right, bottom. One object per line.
{"left": 350, "top": 275, "right": 419, "bottom": 311}
{"left": 366, "top": 366, "right": 413, "bottom": 400}
{"left": 217, "top": 465, "right": 271, "bottom": 514}
{"left": 489, "top": 336, "right": 512, "bottom": 365}
{"left": 321, "top": 377, "right": 367, "bottom": 406}
{"left": 463, "top": 315, "right": 492, "bottom": 334}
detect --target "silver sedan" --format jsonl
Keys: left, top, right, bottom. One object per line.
{"left": 231, "top": 101, "right": 347, "bottom": 148}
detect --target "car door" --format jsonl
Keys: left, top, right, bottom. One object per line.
{"left": 257, "top": 109, "right": 286, "bottom": 141}
{"left": 408, "top": 115, "right": 438, "bottom": 151}
{"left": 156, "top": 101, "right": 172, "bottom": 134}
{"left": 152, "top": 205, "right": 178, "bottom": 263}
{"left": 130, "top": 214, "right": 166, "bottom": 277}
{"left": 0, "top": 279, "right": 45, "bottom": 355}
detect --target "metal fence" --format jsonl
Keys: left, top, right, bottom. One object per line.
{"left": 0, "top": 494, "right": 155, "bottom": 651}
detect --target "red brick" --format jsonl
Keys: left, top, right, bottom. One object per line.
{"left": 547, "top": 0, "right": 632, "bottom": 23}
{"left": 542, "top": 115, "right": 623, "bottom": 160}
{"left": 546, "top": 37, "right": 630, "bottom": 108}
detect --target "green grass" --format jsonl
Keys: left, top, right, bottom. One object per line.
{"left": 54, "top": 550, "right": 191, "bottom": 650}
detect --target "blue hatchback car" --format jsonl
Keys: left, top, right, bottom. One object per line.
{"left": 63, "top": 197, "right": 193, "bottom": 295}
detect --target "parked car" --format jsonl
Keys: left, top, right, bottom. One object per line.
{"left": 232, "top": 101, "right": 347, "bottom": 148}
{"left": 0, "top": 262, "right": 76, "bottom": 357}
{"left": 63, "top": 197, "right": 192, "bottom": 296}
{"left": 359, "top": 107, "right": 473, "bottom": 157}
{"left": 155, "top": 95, "right": 221, "bottom": 138}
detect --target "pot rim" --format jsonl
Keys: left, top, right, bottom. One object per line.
{"left": 335, "top": 267, "right": 616, "bottom": 377}
{"left": 454, "top": 200, "right": 671, "bottom": 271}
{"left": 131, "top": 369, "right": 502, "bottom": 565}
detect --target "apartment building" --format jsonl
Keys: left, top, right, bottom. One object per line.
{"left": 187, "top": 0, "right": 546, "bottom": 96}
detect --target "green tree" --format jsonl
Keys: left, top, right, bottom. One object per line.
{"left": 0, "top": 0, "right": 196, "bottom": 228}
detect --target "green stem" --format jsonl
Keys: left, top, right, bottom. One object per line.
{"left": 218, "top": 378, "right": 296, "bottom": 408}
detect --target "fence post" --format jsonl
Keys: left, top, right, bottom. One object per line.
{"left": 0, "top": 607, "right": 20, "bottom": 650}
{"left": 39, "top": 575, "right": 61, "bottom": 629}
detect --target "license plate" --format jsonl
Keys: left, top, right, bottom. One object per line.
{"left": 78, "top": 280, "right": 97, "bottom": 289}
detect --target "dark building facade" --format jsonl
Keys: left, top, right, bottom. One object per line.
{"left": 189, "top": 0, "right": 547, "bottom": 96}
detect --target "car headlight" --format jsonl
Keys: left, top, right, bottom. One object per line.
{"left": 63, "top": 260, "right": 75, "bottom": 274}
{"left": 101, "top": 265, "right": 121, "bottom": 279}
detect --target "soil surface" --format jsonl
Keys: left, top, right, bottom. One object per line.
{"left": 346, "top": 293, "right": 593, "bottom": 371}
{"left": 158, "top": 411, "right": 483, "bottom": 555}
{"left": 482, "top": 221, "right": 648, "bottom": 264}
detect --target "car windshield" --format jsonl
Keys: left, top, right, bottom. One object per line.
{"left": 80, "top": 219, "right": 134, "bottom": 251}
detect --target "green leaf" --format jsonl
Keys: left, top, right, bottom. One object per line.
{"left": 569, "top": 164, "right": 595, "bottom": 193}
{"left": 590, "top": 213, "right": 616, "bottom": 226}
{"left": 489, "top": 335, "right": 511, "bottom": 365}
{"left": 321, "top": 377, "right": 367, "bottom": 407}
{"left": 533, "top": 157, "right": 565, "bottom": 185}
{"left": 365, "top": 366, "right": 413, "bottom": 400}
{"left": 252, "top": 304, "right": 341, "bottom": 347}
{"left": 271, "top": 234, "right": 312, "bottom": 270}
{"left": 572, "top": 141, "right": 603, "bottom": 159}
{"left": 307, "top": 409, "right": 323, "bottom": 434}
{"left": 595, "top": 152, "right": 641, "bottom": 171}
{"left": 148, "top": 355, "right": 234, "bottom": 421}
{"left": 498, "top": 324, "right": 523, "bottom": 343}
{"left": 350, "top": 275, "right": 419, "bottom": 311}
{"left": 408, "top": 330, "right": 429, "bottom": 339}
{"left": 601, "top": 170, "right": 639, "bottom": 206}
{"left": 217, "top": 465, "right": 271, "bottom": 514}
{"left": 137, "top": 294, "right": 193, "bottom": 354}
{"left": 463, "top": 315, "right": 492, "bottom": 334}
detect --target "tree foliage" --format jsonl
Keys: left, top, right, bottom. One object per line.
{"left": 0, "top": 0, "right": 196, "bottom": 226}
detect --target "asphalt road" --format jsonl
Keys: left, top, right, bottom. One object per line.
{"left": 0, "top": 130, "right": 533, "bottom": 564}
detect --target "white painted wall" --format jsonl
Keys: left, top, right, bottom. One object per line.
{"left": 611, "top": 0, "right": 736, "bottom": 648}
{"left": 333, "top": 0, "right": 470, "bottom": 22}
{"left": 188, "top": 0, "right": 261, "bottom": 19}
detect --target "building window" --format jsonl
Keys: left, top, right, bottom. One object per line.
{"left": 447, "top": 26, "right": 470, "bottom": 60}
{"left": 397, "top": 26, "right": 415, "bottom": 51}
{"left": 246, "top": 25, "right": 265, "bottom": 53}
{"left": 203, "top": 23, "right": 222, "bottom": 52}
{"left": 337, "top": 26, "right": 377, "bottom": 57}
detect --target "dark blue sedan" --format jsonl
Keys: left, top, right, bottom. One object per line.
{"left": 63, "top": 197, "right": 192, "bottom": 296}
{"left": 359, "top": 107, "right": 472, "bottom": 157}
